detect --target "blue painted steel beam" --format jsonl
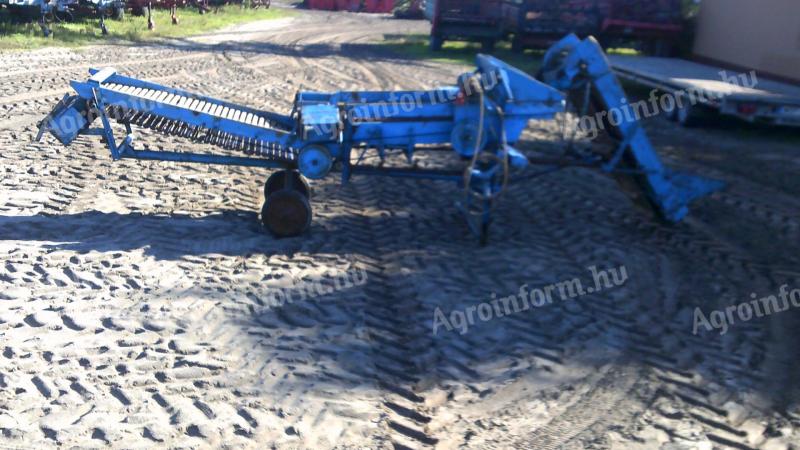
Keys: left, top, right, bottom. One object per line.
{"left": 119, "top": 148, "right": 291, "bottom": 170}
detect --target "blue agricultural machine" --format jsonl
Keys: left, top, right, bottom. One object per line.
{"left": 36, "top": 35, "right": 723, "bottom": 244}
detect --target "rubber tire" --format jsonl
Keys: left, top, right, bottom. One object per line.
{"left": 676, "top": 96, "right": 698, "bottom": 127}
{"left": 261, "top": 189, "right": 312, "bottom": 238}
{"left": 511, "top": 36, "right": 524, "bottom": 54}
{"left": 430, "top": 33, "right": 443, "bottom": 51}
{"left": 653, "top": 39, "right": 674, "bottom": 57}
{"left": 264, "top": 170, "right": 310, "bottom": 200}
{"left": 481, "top": 39, "right": 495, "bottom": 53}
{"left": 663, "top": 94, "right": 679, "bottom": 122}
{"left": 112, "top": 6, "right": 124, "bottom": 20}
{"left": 50, "top": 7, "right": 74, "bottom": 23}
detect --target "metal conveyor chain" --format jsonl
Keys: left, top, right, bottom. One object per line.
{"left": 103, "top": 83, "right": 288, "bottom": 130}
{"left": 105, "top": 104, "right": 298, "bottom": 164}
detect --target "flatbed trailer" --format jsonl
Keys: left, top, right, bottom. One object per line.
{"left": 609, "top": 55, "right": 800, "bottom": 127}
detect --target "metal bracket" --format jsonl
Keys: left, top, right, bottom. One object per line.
{"left": 35, "top": 94, "right": 70, "bottom": 143}
{"left": 602, "top": 132, "right": 634, "bottom": 173}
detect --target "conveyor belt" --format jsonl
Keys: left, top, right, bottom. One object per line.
{"left": 103, "top": 83, "right": 281, "bottom": 130}
{"left": 106, "top": 105, "right": 297, "bottom": 163}
{"left": 99, "top": 82, "right": 298, "bottom": 163}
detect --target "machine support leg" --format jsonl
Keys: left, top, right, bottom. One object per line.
{"left": 99, "top": 12, "right": 108, "bottom": 36}
{"left": 341, "top": 145, "right": 353, "bottom": 185}
{"left": 455, "top": 179, "right": 494, "bottom": 246}
{"left": 92, "top": 89, "right": 120, "bottom": 159}
{"left": 147, "top": 2, "right": 155, "bottom": 30}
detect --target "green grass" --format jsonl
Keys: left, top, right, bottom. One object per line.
{"left": 606, "top": 47, "right": 640, "bottom": 56}
{"left": 381, "top": 34, "right": 543, "bottom": 74}
{"left": 0, "top": 5, "right": 294, "bottom": 50}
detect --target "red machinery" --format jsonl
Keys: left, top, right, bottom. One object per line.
{"left": 127, "top": 0, "right": 187, "bottom": 16}
{"left": 426, "top": 0, "right": 505, "bottom": 51}
{"left": 501, "top": 0, "right": 683, "bottom": 55}
{"left": 364, "top": 0, "right": 392, "bottom": 13}
{"left": 306, "top": 0, "right": 335, "bottom": 10}
{"left": 305, "top": 0, "right": 394, "bottom": 13}
{"left": 334, "top": 0, "right": 358, "bottom": 11}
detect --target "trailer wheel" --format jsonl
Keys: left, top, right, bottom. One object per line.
{"left": 264, "top": 170, "right": 310, "bottom": 200}
{"left": 641, "top": 39, "right": 675, "bottom": 57}
{"left": 430, "top": 34, "right": 444, "bottom": 51}
{"left": 662, "top": 96, "right": 678, "bottom": 121}
{"left": 261, "top": 189, "right": 312, "bottom": 238}
{"left": 51, "top": 7, "right": 74, "bottom": 23}
{"left": 481, "top": 39, "right": 495, "bottom": 53}
{"left": 112, "top": 6, "right": 124, "bottom": 20}
{"left": 653, "top": 39, "right": 674, "bottom": 57}
{"left": 676, "top": 95, "right": 699, "bottom": 127}
{"left": 511, "top": 36, "right": 524, "bottom": 54}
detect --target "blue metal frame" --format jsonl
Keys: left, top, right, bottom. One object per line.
{"left": 40, "top": 57, "right": 565, "bottom": 184}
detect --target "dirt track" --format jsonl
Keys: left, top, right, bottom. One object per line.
{"left": 1, "top": 5, "right": 800, "bottom": 450}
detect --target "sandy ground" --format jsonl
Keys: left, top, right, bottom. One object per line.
{"left": 1, "top": 4, "right": 800, "bottom": 449}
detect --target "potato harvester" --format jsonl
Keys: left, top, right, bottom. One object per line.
{"left": 37, "top": 34, "right": 722, "bottom": 244}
